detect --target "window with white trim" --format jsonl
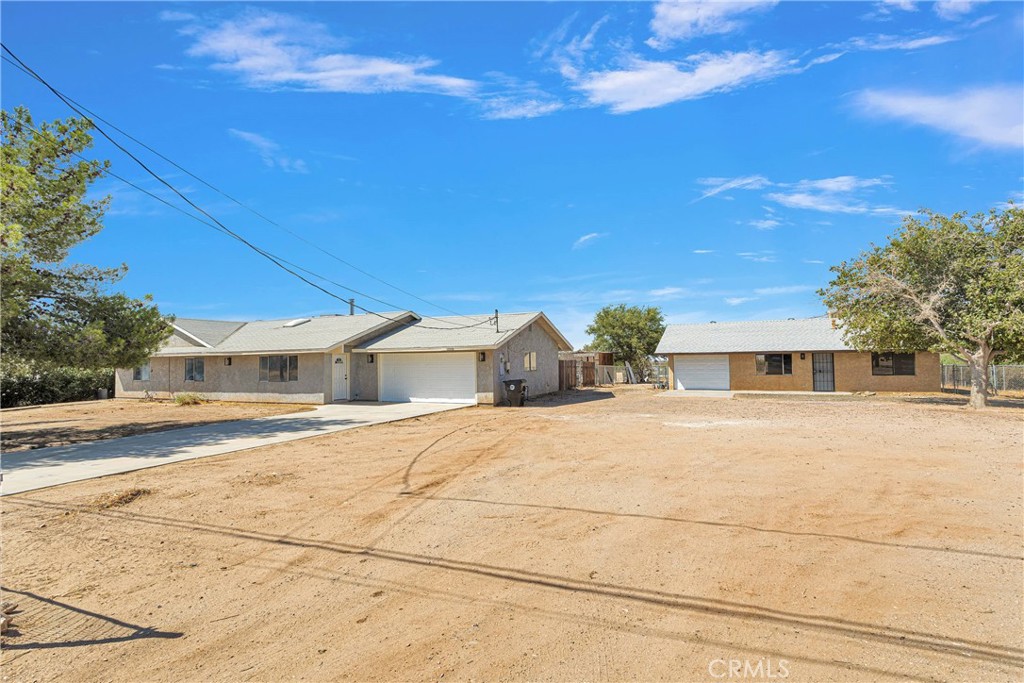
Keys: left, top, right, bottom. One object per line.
{"left": 259, "top": 355, "right": 299, "bottom": 382}
{"left": 523, "top": 351, "right": 537, "bottom": 372}
{"left": 133, "top": 362, "right": 151, "bottom": 381}
{"left": 185, "top": 357, "right": 205, "bottom": 382}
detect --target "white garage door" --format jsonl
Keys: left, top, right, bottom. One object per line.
{"left": 380, "top": 352, "right": 477, "bottom": 404}
{"left": 674, "top": 354, "right": 730, "bottom": 390}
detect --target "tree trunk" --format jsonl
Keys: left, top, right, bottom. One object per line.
{"left": 967, "top": 348, "right": 992, "bottom": 409}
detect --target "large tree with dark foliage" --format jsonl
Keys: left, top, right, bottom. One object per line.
{"left": 585, "top": 304, "right": 665, "bottom": 373}
{"left": 1, "top": 106, "right": 169, "bottom": 369}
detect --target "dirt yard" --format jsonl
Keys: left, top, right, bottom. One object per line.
{"left": 2, "top": 387, "right": 1021, "bottom": 682}
{"left": 0, "top": 399, "right": 311, "bottom": 452}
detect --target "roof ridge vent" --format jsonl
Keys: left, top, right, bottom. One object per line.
{"left": 283, "top": 318, "right": 312, "bottom": 328}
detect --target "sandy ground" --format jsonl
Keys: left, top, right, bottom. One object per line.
{"left": 1, "top": 386, "right": 1021, "bottom": 682}
{"left": 0, "top": 400, "right": 312, "bottom": 452}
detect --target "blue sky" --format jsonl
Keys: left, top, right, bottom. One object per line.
{"left": 3, "top": 1, "right": 1022, "bottom": 347}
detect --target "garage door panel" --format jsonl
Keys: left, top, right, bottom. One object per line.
{"left": 380, "top": 352, "right": 477, "bottom": 404}
{"left": 674, "top": 355, "right": 730, "bottom": 390}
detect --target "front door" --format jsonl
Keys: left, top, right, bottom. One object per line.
{"left": 332, "top": 354, "right": 349, "bottom": 401}
{"left": 812, "top": 353, "right": 835, "bottom": 392}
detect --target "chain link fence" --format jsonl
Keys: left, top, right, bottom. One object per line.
{"left": 941, "top": 365, "right": 1024, "bottom": 393}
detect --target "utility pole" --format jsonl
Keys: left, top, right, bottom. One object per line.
{"left": 494, "top": 309, "right": 500, "bottom": 333}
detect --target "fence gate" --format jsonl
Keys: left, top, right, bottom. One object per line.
{"left": 812, "top": 353, "right": 835, "bottom": 392}
{"left": 581, "top": 361, "right": 596, "bottom": 387}
{"left": 558, "top": 360, "right": 578, "bottom": 391}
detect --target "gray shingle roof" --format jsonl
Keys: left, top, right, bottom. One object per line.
{"left": 156, "top": 312, "right": 415, "bottom": 356}
{"left": 356, "top": 312, "right": 572, "bottom": 352}
{"left": 171, "top": 319, "right": 245, "bottom": 347}
{"left": 656, "top": 317, "right": 853, "bottom": 354}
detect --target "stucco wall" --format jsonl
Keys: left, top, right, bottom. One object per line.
{"left": 665, "top": 351, "right": 941, "bottom": 393}
{"left": 492, "top": 321, "right": 560, "bottom": 405}
{"left": 349, "top": 352, "right": 379, "bottom": 401}
{"left": 115, "top": 353, "right": 329, "bottom": 404}
{"left": 475, "top": 350, "right": 494, "bottom": 404}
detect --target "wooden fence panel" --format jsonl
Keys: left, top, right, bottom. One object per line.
{"left": 581, "top": 361, "right": 596, "bottom": 387}
{"left": 558, "top": 360, "right": 578, "bottom": 391}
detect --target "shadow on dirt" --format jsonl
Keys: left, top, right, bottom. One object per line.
{"left": 0, "top": 587, "right": 182, "bottom": 651}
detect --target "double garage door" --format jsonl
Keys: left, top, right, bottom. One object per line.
{"left": 674, "top": 354, "right": 731, "bottom": 390}
{"left": 379, "top": 352, "right": 477, "bottom": 404}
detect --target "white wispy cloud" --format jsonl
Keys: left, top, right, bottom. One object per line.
{"left": 764, "top": 191, "right": 908, "bottom": 216}
{"left": 480, "top": 97, "right": 563, "bottom": 120}
{"left": 737, "top": 251, "right": 777, "bottom": 263}
{"left": 692, "top": 249, "right": 715, "bottom": 254}
{"left": 647, "top": 0, "right": 778, "bottom": 49}
{"left": 572, "top": 232, "right": 608, "bottom": 250}
{"left": 855, "top": 86, "right": 1023, "bottom": 149}
{"left": 846, "top": 33, "right": 959, "bottom": 51}
{"left": 694, "top": 174, "right": 771, "bottom": 202}
{"left": 477, "top": 73, "right": 564, "bottom": 120}
{"left": 934, "top": 0, "right": 986, "bottom": 20}
{"left": 791, "top": 176, "right": 888, "bottom": 193}
{"left": 576, "top": 51, "right": 796, "bottom": 114}
{"left": 697, "top": 173, "right": 908, "bottom": 216}
{"left": 228, "top": 129, "right": 308, "bottom": 173}
{"left": 802, "top": 259, "right": 826, "bottom": 264}
{"left": 648, "top": 286, "right": 691, "bottom": 300}
{"left": 880, "top": 0, "right": 918, "bottom": 11}
{"left": 180, "top": 10, "right": 477, "bottom": 97}
{"left": 725, "top": 296, "right": 758, "bottom": 306}
{"left": 749, "top": 218, "right": 780, "bottom": 230}
{"left": 541, "top": 14, "right": 611, "bottom": 81}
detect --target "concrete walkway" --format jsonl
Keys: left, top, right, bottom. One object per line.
{"left": 658, "top": 390, "right": 735, "bottom": 398}
{"left": 2, "top": 402, "right": 467, "bottom": 496}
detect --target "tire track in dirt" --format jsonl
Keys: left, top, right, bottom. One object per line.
{"left": 246, "top": 413, "right": 510, "bottom": 584}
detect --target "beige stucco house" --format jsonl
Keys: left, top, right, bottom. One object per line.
{"left": 116, "top": 311, "right": 572, "bottom": 406}
{"left": 656, "top": 317, "right": 940, "bottom": 393}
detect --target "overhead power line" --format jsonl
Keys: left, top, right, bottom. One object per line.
{"left": 1, "top": 45, "right": 495, "bottom": 332}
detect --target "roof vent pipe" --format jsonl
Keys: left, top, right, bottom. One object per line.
{"left": 349, "top": 298, "right": 355, "bottom": 316}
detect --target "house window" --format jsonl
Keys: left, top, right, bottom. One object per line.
{"left": 872, "top": 352, "right": 915, "bottom": 376}
{"left": 367, "top": 354, "right": 375, "bottom": 364}
{"left": 755, "top": 354, "right": 793, "bottom": 375}
{"left": 523, "top": 351, "right": 537, "bottom": 372}
{"left": 133, "top": 362, "right": 151, "bottom": 381}
{"left": 259, "top": 355, "right": 299, "bottom": 382}
{"left": 185, "top": 358, "right": 205, "bottom": 382}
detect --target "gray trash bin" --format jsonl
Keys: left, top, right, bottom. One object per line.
{"left": 96, "top": 388, "right": 109, "bottom": 400}
{"left": 503, "top": 379, "right": 527, "bottom": 407}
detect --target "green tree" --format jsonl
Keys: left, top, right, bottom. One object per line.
{"left": 820, "top": 206, "right": 1024, "bottom": 409}
{"left": 585, "top": 304, "right": 665, "bottom": 375}
{"left": 1, "top": 106, "right": 170, "bottom": 369}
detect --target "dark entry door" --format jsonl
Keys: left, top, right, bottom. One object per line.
{"left": 812, "top": 353, "right": 835, "bottom": 392}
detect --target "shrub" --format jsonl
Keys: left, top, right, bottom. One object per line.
{"left": 173, "top": 392, "right": 205, "bottom": 406}
{"left": 0, "top": 356, "right": 115, "bottom": 408}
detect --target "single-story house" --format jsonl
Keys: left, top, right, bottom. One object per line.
{"left": 115, "top": 310, "right": 572, "bottom": 405}
{"left": 655, "top": 317, "right": 940, "bottom": 393}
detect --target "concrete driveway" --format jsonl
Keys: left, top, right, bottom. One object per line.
{"left": 1, "top": 402, "right": 467, "bottom": 496}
